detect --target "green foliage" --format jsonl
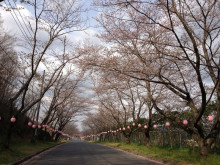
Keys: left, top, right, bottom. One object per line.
{"left": 205, "top": 100, "right": 217, "bottom": 115}
{"left": 97, "top": 142, "right": 220, "bottom": 165}
{"left": 0, "top": 140, "right": 60, "bottom": 165}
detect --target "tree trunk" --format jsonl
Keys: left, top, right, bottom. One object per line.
{"left": 193, "top": 134, "right": 211, "bottom": 157}
{"left": 55, "top": 134, "right": 60, "bottom": 141}
{"left": 31, "top": 128, "right": 38, "bottom": 143}
{"left": 125, "top": 136, "right": 130, "bottom": 144}
{"left": 99, "top": 134, "right": 102, "bottom": 142}
{"left": 197, "top": 140, "right": 211, "bottom": 157}
{"left": 3, "top": 122, "right": 12, "bottom": 149}
{"left": 51, "top": 132, "right": 56, "bottom": 140}
{"left": 145, "top": 129, "right": 151, "bottom": 147}
{"left": 113, "top": 134, "right": 116, "bottom": 142}
{"left": 3, "top": 101, "right": 14, "bottom": 149}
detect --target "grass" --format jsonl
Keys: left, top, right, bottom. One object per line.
{"left": 96, "top": 142, "right": 220, "bottom": 165}
{"left": 0, "top": 140, "right": 61, "bottom": 165}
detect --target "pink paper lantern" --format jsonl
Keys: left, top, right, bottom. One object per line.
{"left": 127, "top": 126, "right": 130, "bottom": 129}
{"left": 38, "top": 125, "right": 41, "bottom": 129}
{"left": 138, "top": 124, "right": 141, "bottom": 128}
{"left": 132, "top": 122, "right": 135, "bottom": 126}
{"left": 166, "top": 122, "right": 170, "bottom": 127}
{"left": 183, "top": 119, "right": 188, "bottom": 125}
{"left": 144, "top": 125, "right": 148, "bottom": 129}
{"left": 28, "top": 122, "right": 32, "bottom": 126}
{"left": 208, "top": 115, "right": 213, "bottom": 122}
{"left": 11, "top": 116, "right": 16, "bottom": 123}
{"left": 119, "top": 128, "right": 121, "bottom": 131}
{"left": 32, "top": 124, "right": 36, "bottom": 129}
{"left": 123, "top": 127, "right": 126, "bottom": 131}
{"left": 153, "top": 124, "right": 157, "bottom": 129}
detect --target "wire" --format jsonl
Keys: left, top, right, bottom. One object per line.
{"left": 12, "top": 0, "right": 33, "bottom": 38}
{"left": 4, "top": 0, "right": 33, "bottom": 47}
{"left": 6, "top": 0, "right": 31, "bottom": 39}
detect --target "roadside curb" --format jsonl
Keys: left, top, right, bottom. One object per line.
{"left": 12, "top": 142, "right": 66, "bottom": 165}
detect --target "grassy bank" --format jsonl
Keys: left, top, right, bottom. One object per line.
{"left": 0, "top": 140, "right": 62, "bottom": 165}
{"left": 96, "top": 142, "right": 220, "bottom": 165}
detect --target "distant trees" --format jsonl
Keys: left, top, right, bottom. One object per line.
{"left": 94, "top": 75, "right": 148, "bottom": 143}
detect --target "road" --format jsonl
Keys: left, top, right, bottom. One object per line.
{"left": 21, "top": 140, "right": 163, "bottom": 165}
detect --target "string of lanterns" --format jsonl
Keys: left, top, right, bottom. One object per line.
{"left": 80, "top": 115, "right": 214, "bottom": 140}
{"left": 0, "top": 115, "right": 214, "bottom": 124}
{"left": 0, "top": 114, "right": 215, "bottom": 140}
{"left": 26, "top": 122, "right": 72, "bottom": 138}
{"left": 0, "top": 116, "right": 72, "bottom": 139}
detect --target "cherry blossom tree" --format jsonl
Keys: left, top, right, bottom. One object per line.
{"left": 89, "top": 0, "right": 220, "bottom": 157}
{"left": 2, "top": 0, "right": 87, "bottom": 149}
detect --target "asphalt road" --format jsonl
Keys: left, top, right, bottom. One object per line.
{"left": 21, "top": 140, "right": 163, "bottom": 165}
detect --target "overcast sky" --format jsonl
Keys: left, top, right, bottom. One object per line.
{"left": 0, "top": 0, "right": 99, "bottom": 45}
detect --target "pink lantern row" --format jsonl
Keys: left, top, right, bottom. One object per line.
{"left": 117, "top": 117, "right": 212, "bottom": 131}
{"left": 27, "top": 122, "right": 60, "bottom": 130}
{"left": 6, "top": 117, "right": 70, "bottom": 137}
{"left": 105, "top": 124, "right": 149, "bottom": 132}
{"left": 113, "top": 123, "right": 159, "bottom": 131}
{"left": 83, "top": 116, "right": 214, "bottom": 139}
{"left": 101, "top": 120, "right": 187, "bottom": 134}
{"left": 27, "top": 122, "right": 42, "bottom": 129}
